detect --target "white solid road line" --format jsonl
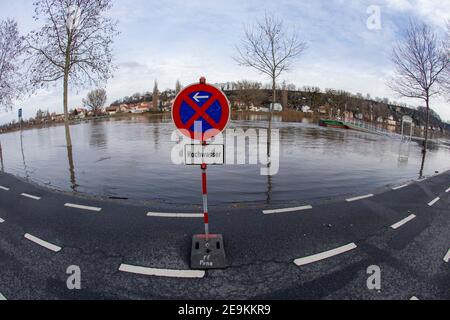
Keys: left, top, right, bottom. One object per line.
{"left": 0, "top": 217, "right": 4, "bottom": 223}
{"left": 391, "top": 214, "right": 416, "bottom": 230}
{"left": 346, "top": 194, "right": 373, "bottom": 202}
{"left": 392, "top": 184, "right": 408, "bottom": 191}
{"left": 119, "top": 264, "right": 205, "bottom": 278}
{"left": 294, "top": 243, "right": 358, "bottom": 267}
{"left": 410, "top": 296, "right": 419, "bottom": 300}
{"left": 24, "top": 233, "right": 61, "bottom": 252}
{"left": 21, "top": 193, "right": 41, "bottom": 200}
{"left": 263, "top": 205, "right": 313, "bottom": 215}
{"left": 444, "top": 249, "right": 450, "bottom": 263}
{"left": 0, "top": 186, "right": 10, "bottom": 191}
{"left": 146, "top": 212, "right": 203, "bottom": 218}
{"left": 446, "top": 187, "right": 450, "bottom": 193}
{"left": 0, "top": 292, "right": 6, "bottom": 300}
{"left": 65, "top": 203, "right": 102, "bottom": 212}
{"left": 428, "top": 197, "right": 440, "bottom": 207}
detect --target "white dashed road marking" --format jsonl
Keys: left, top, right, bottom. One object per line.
{"left": 446, "top": 187, "right": 450, "bottom": 193}
{"left": 346, "top": 194, "right": 373, "bottom": 202}
{"left": 444, "top": 249, "right": 450, "bottom": 263}
{"left": 392, "top": 184, "right": 408, "bottom": 191}
{"left": 24, "top": 233, "right": 61, "bottom": 252}
{"left": 391, "top": 215, "right": 416, "bottom": 230}
{"left": 263, "top": 205, "right": 312, "bottom": 215}
{"left": 0, "top": 292, "right": 6, "bottom": 300}
{"left": 410, "top": 296, "right": 419, "bottom": 300}
{"left": 294, "top": 243, "right": 358, "bottom": 267}
{"left": 64, "top": 203, "right": 102, "bottom": 212}
{"left": 21, "top": 193, "right": 41, "bottom": 200}
{"left": 428, "top": 197, "right": 440, "bottom": 207}
{"left": 146, "top": 212, "right": 203, "bottom": 218}
{"left": 0, "top": 186, "right": 10, "bottom": 191}
{"left": 0, "top": 217, "right": 4, "bottom": 223}
{"left": 119, "top": 264, "right": 205, "bottom": 278}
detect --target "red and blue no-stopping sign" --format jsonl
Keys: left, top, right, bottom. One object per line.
{"left": 172, "top": 79, "right": 230, "bottom": 141}
{"left": 173, "top": 78, "right": 229, "bottom": 269}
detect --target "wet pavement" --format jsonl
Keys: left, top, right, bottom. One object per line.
{"left": 0, "top": 170, "right": 448, "bottom": 300}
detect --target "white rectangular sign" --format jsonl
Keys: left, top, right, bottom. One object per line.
{"left": 185, "top": 144, "right": 224, "bottom": 165}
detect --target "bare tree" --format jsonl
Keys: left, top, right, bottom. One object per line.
{"left": 26, "top": 0, "right": 118, "bottom": 148}
{"left": 444, "top": 21, "right": 450, "bottom": 98}
{"left": 83, "top": 88, "right": 107, "bottom": 116}
{"left": 0, "top": 18, "right": 25, "bottom": 110}
{"left": 235, "top": 13, "right": 307, "bottom": 158}
{"left": 234, "top": 80, "right": 266, "bottom": 110}
{"left": 388, "top": 20, "right": 449, "bottom": 164}
{"left": 152, "top": 80, "right": 159, "bottom": 110}
{"left": 175, "top": 80, "right": 182, "bottom": 95}
{"left": 302, "top": 86, "right": 321, "bottom": 108}
{"left": 281, "top": 81, "right": 288, "bottom": 109}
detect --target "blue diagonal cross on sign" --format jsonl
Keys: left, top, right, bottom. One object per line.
{"left": 180, "top": 91, "right": 223, "bottom": 133}
{"left": 172, "top": 82, "right": 230, "bottom": 141}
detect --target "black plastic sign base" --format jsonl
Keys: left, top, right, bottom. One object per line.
{"left": 191, "top": 234, "right": 228, "bottom": 270}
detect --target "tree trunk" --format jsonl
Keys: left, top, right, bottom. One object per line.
{"left": 423, "top": 97, "right": 430, "bottom": 153}
{"left": 420, "top": 96, "right": 430, "bottom": 177}
{"left": 66, "top": 145, "right": 76, "bottom": 191}
{"left": 63, "top": 71, "right": 73, "bottom": 148}
{"left": 268, "top": 76, "right": 275, "bottom": 160}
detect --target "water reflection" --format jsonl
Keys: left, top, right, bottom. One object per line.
{"left": 266, "top": 173, "right": 272, "bottom": 204}
{"left": 0, "top": 114, "right": 449, "bottom": 205}
{"left": 153, "top": 124, "right": 161, "bottom": 150}
{"left": 0, "top": 142, "right": 4, "bottom": 172}
{"left": 398, "top": 141, "right": 411, "bottom": 166}
{"left": 20, "top": 131, "right": 30, "bottom": 180}
{"left": 89, "top": 121, "right": 107, "bottom": 149}
{"left": 66, "top": 145, "right": 77, "bottom": 191}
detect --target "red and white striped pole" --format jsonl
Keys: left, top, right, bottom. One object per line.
{"left": 199, "top": 76, "right": 210, "bottom": 242}
{"left": 201, "top": 161, "right": 209, "bottom": 241}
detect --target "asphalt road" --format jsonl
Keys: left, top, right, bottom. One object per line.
{"left": 0, "top": 171, "right": 448, "bottom": 300}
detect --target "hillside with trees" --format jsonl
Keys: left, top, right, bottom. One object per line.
{"left": 219, "top": 82, "right": 448, "bottom": 133}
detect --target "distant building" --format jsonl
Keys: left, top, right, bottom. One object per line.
{"left": 74, "top": 108, "right": 87, "bottom": 119}
{"left": 301, "top": 105, "right": 312, "bottom": 113}
{"left": 318, "top": 105, "right": 328, "bottom": 114}
{"left": 131, "top": 103, "right": 150, "bottom": 114}
{"left": 270, "top": 103, "right": 283, "bottom": 112}
{"left": 51, "top": 113, "right": 65, "bottom": 122}
{"left": 105, "top": 106, "right": 119, "bottom": 115}
{"left": 386, "top": 115, "right": 397, "bottom": 126}
{"left": 343, "top": 111, "right": 354, "bottom": 120}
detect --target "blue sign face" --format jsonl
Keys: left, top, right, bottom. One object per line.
{"left": 179, "top": 91, "right": 223, "bottom": 133}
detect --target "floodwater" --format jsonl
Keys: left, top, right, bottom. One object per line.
{"left": 1, "top": 113, "right": 449, "bottom": 205}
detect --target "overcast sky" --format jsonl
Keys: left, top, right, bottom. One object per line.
{"left": 0, "top": 0, "right": 449, "bottom": 124}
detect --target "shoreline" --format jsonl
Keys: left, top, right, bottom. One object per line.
{"left": 2, "top": 109, "right": 448, "bottom": 141}
{"left": 0, "top": 166, "right": 444, "bottom": 212}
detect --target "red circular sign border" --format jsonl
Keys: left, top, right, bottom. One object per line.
{"left": 171, "top": 83, "right": 230, "bottom": 141}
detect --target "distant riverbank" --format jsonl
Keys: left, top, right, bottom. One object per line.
{"left": 0, "top": 111, "right": 167, "bottom": 135}
{"left": 0, "top": 110, "right": 319, "bottom": 135}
